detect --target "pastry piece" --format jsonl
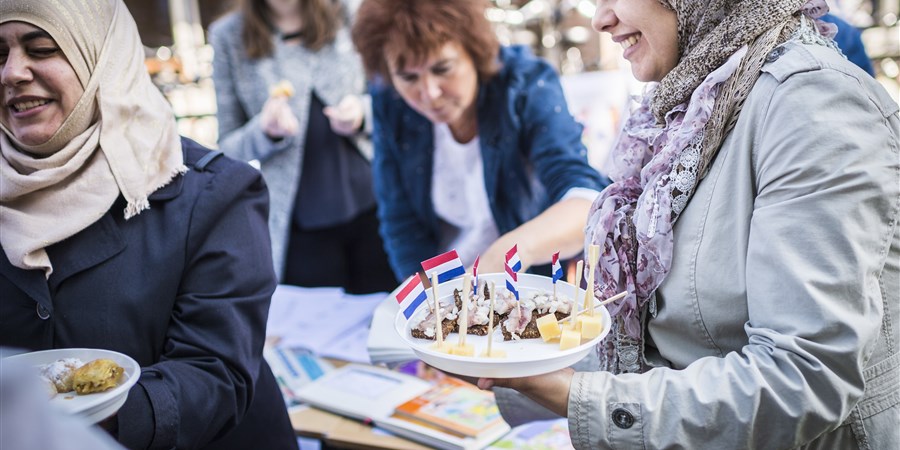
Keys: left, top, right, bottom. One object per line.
{"left": 72, "top": 359, "right": 124, "bottom": 394}
{"left": 40, "top": 358, "right": 84, "bottom": 393}
{"left": 268, "top": 80, "right": 295, "bottom": 98}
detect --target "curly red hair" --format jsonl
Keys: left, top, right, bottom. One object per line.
{"left": 351, "top": 0, "right": 500, "bottom": 83}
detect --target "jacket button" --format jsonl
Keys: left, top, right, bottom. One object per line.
{"left": 36, "top": 303, "right": 50, "bottom": 320}
{"left": 765, "top": 46, "right": 786, "bottom": 63}
{"left": 612, "top": 408, "right": 634, "bottom": 429}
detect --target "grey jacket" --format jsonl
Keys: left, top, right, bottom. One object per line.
{"left": 500, "top": 41, "right": 900, "bottom": 449}
{"left": 208, "top": 5, "right": 368, "bottom": 277}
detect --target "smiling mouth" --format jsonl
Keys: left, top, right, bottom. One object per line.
{"left": 11, "top": 99, "right": 50, "bottom": 113}
{"left": 620, "top": 34, "right": 641, "bottom": 51}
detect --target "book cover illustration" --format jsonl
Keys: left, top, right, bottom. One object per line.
{"left": 392, "top": 377, "right": 505, "bottom": 437}
{"left": 487, "top": 418, "right": 573, "bottom": 450}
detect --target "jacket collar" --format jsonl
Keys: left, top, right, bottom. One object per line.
{"left": 148, "top": 169, "right": 184, "bottom": 201}
{"left": 0, "top": 212, "right": 125, "bottom": 308}
{"left": 46, "top": 211, "right": 126, "bottom": 292}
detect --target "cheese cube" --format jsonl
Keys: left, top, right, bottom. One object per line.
{"left": 431, "top": 341, "right": 453, "bottom": 353}
{"left": 559, "top": 329, "right": 582, "bottom": 351}
{"left": 579, "top": 315, "right": 604, "bottom": 340}
{"left": 449, "top": 343, "right": 475, "bottom": 357}
{"left": 479, "top": 348, "right": 507, "bottom": 358}
{"left": 536, "top": 314, "right": 562, "bottom": 342}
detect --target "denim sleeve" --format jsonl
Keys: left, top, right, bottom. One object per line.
{"left": 370, "top": 91, "right": 438, "bottom": 281}
{"left": 515, "top": 63, "right": 609, "bottom": 202}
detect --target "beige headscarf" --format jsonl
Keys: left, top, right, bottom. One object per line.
{"left": 0, "top": 0, "right": 185, "bottom": 276}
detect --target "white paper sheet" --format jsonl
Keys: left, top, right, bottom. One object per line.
{"left": 266, "top": 285, "right": 387, "bottom": 363}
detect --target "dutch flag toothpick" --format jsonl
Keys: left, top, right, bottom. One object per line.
{"left": 421, "top": 249, "right": 465, "bottom": 284}
{"left": 551, "top": 251, "right": 563, "bottom": 284}
{"left": 395, "top": 274, "right": 428, "bottom": 319}
{"left": 505, "top": 245, "right": 519, "bottom": 301}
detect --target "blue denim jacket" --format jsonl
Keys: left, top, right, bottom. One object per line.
{"left": 371, "top": 46, "right": 610, "bottom": 280}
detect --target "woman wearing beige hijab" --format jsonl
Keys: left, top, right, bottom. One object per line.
{"left": 0, "top": 0, "right": 297, "bottom": 448}
{"left": 474, "top": 0, "right": 899, "bottom": 448}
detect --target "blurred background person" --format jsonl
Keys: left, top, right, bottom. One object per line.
{"left": 351, "top": 0, "right": 610, "bottom": 280}
{"left": 0, "top": 0, "right": 296, "bottom": 448}
{"left": 478, "top": 0, "right": 899, "bottom": 448}
{"left": 821, "top": 11, "right": 876, "bottom": 75}
{"left": 210, "top": 0, "right": 395, "bottom": 293}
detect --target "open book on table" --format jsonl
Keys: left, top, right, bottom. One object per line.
{"left": 294, "top": 364, "right": 511, "bottom": 450}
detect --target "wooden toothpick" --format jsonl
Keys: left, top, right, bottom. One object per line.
{"left": 431, "top": 271, "right": 442, "bottom": 347}
{"left": 459, "top": 273, "right": 471, "bottom": 346}
{"left": 586, "top": 245, "right": 600, "bottom": 316}
{"left": 486, "top": 281, "right": 496, "bottom": 357}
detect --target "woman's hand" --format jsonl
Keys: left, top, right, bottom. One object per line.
{"left": 324, "top": 95, "right": 365, "bottom": 136}
{"left": 476, "top": 197, "right": 592, "bottom": 274}
{"left": 260, "top": 96, "right": 300, "bottom": 139}
{"left": 477, "top": 367, "right": 575, "bottom": 417}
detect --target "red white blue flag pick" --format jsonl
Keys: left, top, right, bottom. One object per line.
{"left": 420, "top": 249, "right": 465, "bottom": 284}
{"left": 472, "top": 255, "right": 480, "bottom": 295}
{"left": 551, "top": 251, "right": 563, "bottom": 284}
{"left": 505, "top": 245, "right": 519, "bottom": 301}
{"left": 395, "top": 274, "right": 428, "bottom": 319}
{"left": 505, "top": 244, "right": 521, "bottom": 272}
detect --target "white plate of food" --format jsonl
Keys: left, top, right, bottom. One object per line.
{"left": 4, "top": 348, "right": 141, "bottom": 423}
{"left": 395, "top": 273, "right": 611, "bottom": 378}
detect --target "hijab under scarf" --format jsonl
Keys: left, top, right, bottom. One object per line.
{"left": 0, "top": 0, "right": 185, "bottom": 277}
{"left": 585, "top": 0, "right": 837, "bottom": 373}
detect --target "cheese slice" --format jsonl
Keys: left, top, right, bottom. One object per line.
{"left": 536, "top": 314, "right": 561, "bottom": 342}
{"left": 559, "top": 329, "right": 582, "bottom": 351}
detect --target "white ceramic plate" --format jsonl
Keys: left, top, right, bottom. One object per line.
{"left": 395, "top": 273, "right": 610, "bottom": 378}
{"left": 4, "top": 348, "right": 141, "bottom": 423}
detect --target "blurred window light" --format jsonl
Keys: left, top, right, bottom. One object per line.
{"left": 542, "top": 33, "right": 557, "bottom": 48}
{"left": 576, "top": 0, "right": 596, "bottom": 18}
{"left": 156, "top": 46, "right": 173, "bottom": 61}
{"left": 565, "top": 26, "right": 592, "bottom": 44}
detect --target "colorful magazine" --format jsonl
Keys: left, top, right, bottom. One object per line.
{"left": 392, "top": 377, "right": 504, "bottom": 438}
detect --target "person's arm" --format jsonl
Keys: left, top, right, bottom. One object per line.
{"left": 209, "top": 20, "right": 298, "bottom": 163}
{"left": 486, "top": 64, "right": 899, "bottom": 448}
{"left": 370, "top": 92, "right": 438, "bottom": 280}
{"left": 116, "top": 159, "right": 276, "bottom": 449}
{"left": 476, "top": 197, "right": 593, "bottom": 274}
{"left": 479, "top": 58, "right": 607, "bottom": 273}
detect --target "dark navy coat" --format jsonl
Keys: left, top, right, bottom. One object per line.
{"left": 0, "top": 138, "right": 296, "bottom": 449}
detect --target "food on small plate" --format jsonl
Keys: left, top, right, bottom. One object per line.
{"left": 72, "top": 359, "right": 125, "bottom": 394}
{"left": 38, "top": 357, "right": 124, "bottom": 396}
{"left": 268, "top": 80, "right": 295, "bottom": 98}
{"left": 409, "top": 286, "right": 576, "bottom": 344}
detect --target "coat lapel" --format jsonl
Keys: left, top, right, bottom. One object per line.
{"left": 47, "top": 211, "right": 126, "bottom": 292}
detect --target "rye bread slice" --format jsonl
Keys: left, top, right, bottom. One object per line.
{"left": 501, "top": 310, "right": 569, "bottom": 341}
